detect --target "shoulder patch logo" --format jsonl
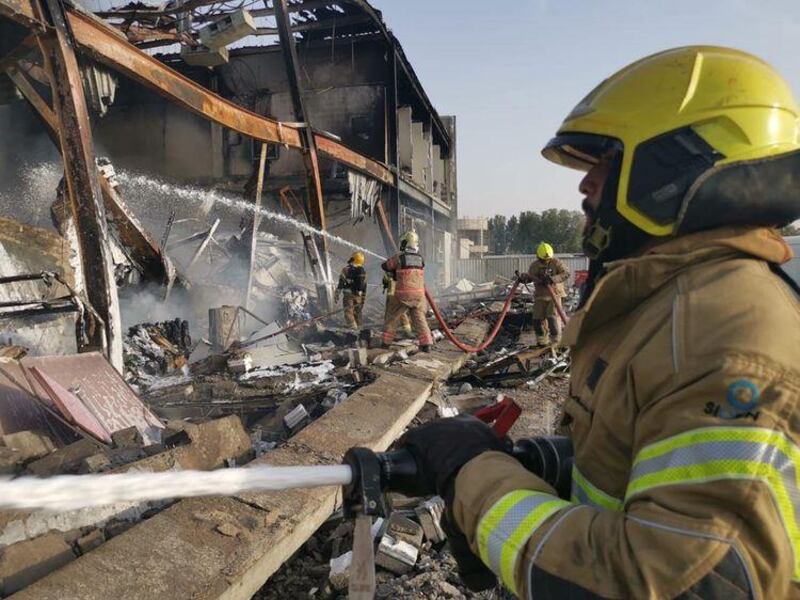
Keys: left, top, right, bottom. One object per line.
{"left": 704, "top": 379, "right": 761, "bottom": 421}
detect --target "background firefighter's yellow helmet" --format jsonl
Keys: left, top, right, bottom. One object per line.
{"left": 349, "top": 251, "right": 365, "bottom": 267}
{"left": 542, "top": 46, "right": 800, "bottom": 261}
{"left": 536, "top": 242, "right": 554, "bottom": 260}
{"left": 400, "top": 230, "right": 420, "bottom": 251}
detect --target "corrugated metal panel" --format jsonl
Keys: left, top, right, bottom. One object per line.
{"left": 22, "top": 353, "right": 163, "bottom": 445}
{"left": 455, "top": 254, "right": 588, "bottom": 286}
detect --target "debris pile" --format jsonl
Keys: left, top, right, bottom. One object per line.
{"left": 123, "top": 318, "right": 192, "bottom": 390}
{"left": 256, "top": 495, "right": 501, "bottom": 600}
{"left": 0, "top": 413, "right": 253, "bottom": 596}
{"left": 254, "top": 278, "right": 574, "bottom": 599}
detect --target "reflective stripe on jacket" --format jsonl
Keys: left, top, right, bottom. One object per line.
{"left": 453, "top": 227, "right": 800, "bottom": 599}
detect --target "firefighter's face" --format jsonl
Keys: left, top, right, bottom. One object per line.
{"left": 578, "top": 158, "right": 611, "bottom": 229}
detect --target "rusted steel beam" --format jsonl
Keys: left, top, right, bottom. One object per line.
{"left": 67, "top": 10, "right": 300, "bottom": 147}
{"left": 102, "top": 0, "right": 334, "bottom": 21}
{"left": 0, "top": 0, "right": 44, "bottom": 30}
{"left": 64, "top": 9, "right": 394, "bottom": 185}
{"left": 273, "top": 0, "right": 333, "bottom": 308}
{"left": 375, "top": 194, "right": 397, "bottom": 253}
{"left": 314, "top": 134, "right": 393, "bottom": 185}
{"left": 8, "top": 66, "right": 174, "bottom": 287}
{"left": 35, "top": 0, "right": 123, "bottom": 370}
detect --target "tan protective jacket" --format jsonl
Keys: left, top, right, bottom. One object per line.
{"left": 454, "top": 227, "right": 800, "bottom": 599}
{"left": 527, "top": 257, "right": 569, "bottom": 298}
{"left": 382, "top": 252, "right": 426, "bottom": 308}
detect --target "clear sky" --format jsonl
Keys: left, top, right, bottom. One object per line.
{"left": 372, "top": 0, "right": 800, "bottom": 218}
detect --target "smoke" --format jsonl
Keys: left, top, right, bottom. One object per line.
{"left": 0, "top": 104, "right": 61, "bottom": 229}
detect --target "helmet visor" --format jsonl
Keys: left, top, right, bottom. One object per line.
{"left": 542, "top": 133, "right": 623, "bottom": 171}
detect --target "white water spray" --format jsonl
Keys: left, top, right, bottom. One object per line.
{"left": 0, "top": 465, "right": 353, "bottom": 512}
{"left": 115, "top": 171, "right": 387, "bottom": 261}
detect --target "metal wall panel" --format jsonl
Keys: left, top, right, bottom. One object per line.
{"left": 455, "top": 254, "right": 588, "bottom": 286}
{"left": 22, "top": 353, "right": 164, "bottom": 444}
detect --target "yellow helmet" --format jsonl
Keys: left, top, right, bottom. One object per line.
{"left": 536, "top": 242, "right": 554, "bottom": 260}
{"left": 542, "top": 46, "right": 800, "bottom": 259}
{"left": 350, "top": 251, "right": 365, "bottom": 267}
{"left": 400, "top": 230, "right": 419, "bottom": 251}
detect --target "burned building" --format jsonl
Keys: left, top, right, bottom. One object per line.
{"left": 0, "top": 0, "right": 458, "bottom": 364}
{"left": 94, "top": 11, "right": 458, "bottom": 290}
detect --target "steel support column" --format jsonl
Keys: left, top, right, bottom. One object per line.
{"left": 35, "top": 0, "right": 123, "bottom": 370}
{"left": 272, "top": 0, "right": 333, "bottom": 309}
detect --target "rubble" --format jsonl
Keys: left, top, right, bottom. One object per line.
{"left": 415, "top": 498, "right": 447, "bottom": 544}
{"left": 375, "top": 514, "right": 424, "bottom": 575}
{"left": 283, "top": 404, "right": 309, "bottom": 433}
{"left": 253, "top": 298, "right": 572, "bottom": 599}
{"left": 123, "top": 318, "right": 192, "bottom": 390}
{"left": 1, "top": 431, "right": 55, "bottom": 463}
{"left": 0, "top": 532, "right": 75, "bottom": 596}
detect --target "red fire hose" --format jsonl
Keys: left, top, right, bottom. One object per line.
{"left": 546, "top": 284, "right": 570, "bottom": 326}
{"left": 423, "top": 280, "right": 569, "bottom": 354}
{"left": 424, "top": 282, "right": 520, "bottom": 353}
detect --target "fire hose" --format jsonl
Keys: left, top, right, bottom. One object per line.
{"left": 423, "top": 279, "right": 568, "bottom": 353}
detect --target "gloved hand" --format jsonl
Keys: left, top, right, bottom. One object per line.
{"left": 538, "top": 273, "right": 554, "bottom": 286}
{"left": 395, "top": 416, "right": 508, "bottom": 592}
{"left": 516, "top": 272, "right": 533, "bottom": 284}
{"left": 441, "top": 512, "right": 498, "bottom": 591}
{"left": 394, "top": 415, "right": 512, "bottom": 501}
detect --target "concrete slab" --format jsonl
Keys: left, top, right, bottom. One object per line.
{"left": 0, "top": 416, "right": 251, "bottom": 548}
{"left": 10, "top": 320, "right": 487, "bottom": 600}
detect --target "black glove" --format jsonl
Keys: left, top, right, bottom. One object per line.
{"left": 441, "top": 511, "right": 498, "bottom": 591}
{"left": 394, "top": 415, "right": 511, "bottom": 501}
{"left": 395, "top": 416, "right": 507, "bottom": 592}
{"left": 537, "top": 273, "right": 554, "bottom": 286}
{"left": 515, "top": 271, "right": 533, "bottom": 284}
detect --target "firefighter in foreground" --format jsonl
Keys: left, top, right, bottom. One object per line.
{"left": 395, "top": 46, "right": 800, "bottom": 598}
{"left": 334, "top": 251, "right": 367, "bottom": 329}
{"left": 382, "top": 231, "right": 433, "bottom": 352}
{"left": 517, "top": 242, "right": 570, "bottom": 346}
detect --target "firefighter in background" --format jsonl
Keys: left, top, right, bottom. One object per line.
{"left": 334, "top": 251, "right": 367, "bottom": 329}
{"left": 392, "top": 47, "right": 800, "bottom": 598}
{"left": 381, "top": 231, "right": 433, "bottom": 352}
{"left": 518, "top": 242, "right": 570, "bottom": 346}
{"left": 382, "top": 272, "right": 414, "bottom": 337}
